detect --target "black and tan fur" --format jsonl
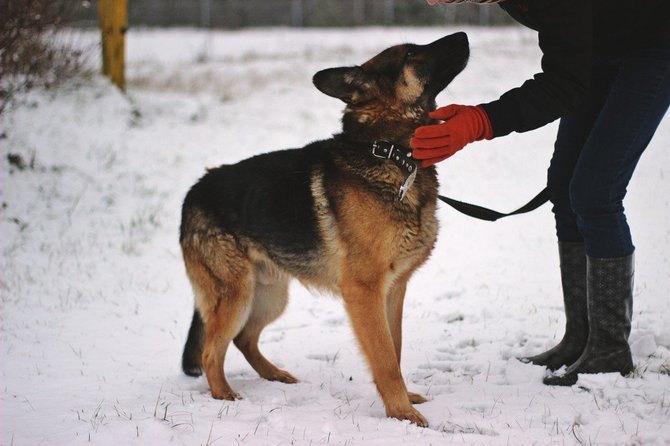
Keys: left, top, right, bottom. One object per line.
{"left": 179, "top": 32, "right": 470, "bottom": 426}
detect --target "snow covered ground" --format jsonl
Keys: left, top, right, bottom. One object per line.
{"left": 2, "top": 26, "right": 669, "bottom": 446}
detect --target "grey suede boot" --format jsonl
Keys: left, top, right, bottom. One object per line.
{"left": 543, "top": 252, "right": 635, "bottom": 386}
{"left": 519, "top": 242, "right": 588, "bottom": 371}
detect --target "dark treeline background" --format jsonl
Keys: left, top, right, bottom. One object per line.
{"left": 74, "top": 0, "right": 516, "bottom": 28}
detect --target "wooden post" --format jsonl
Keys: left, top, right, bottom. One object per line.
{"left": 99, "top": 0, "right": 127, "bottom": 91}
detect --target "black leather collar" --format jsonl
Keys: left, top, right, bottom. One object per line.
{"left": 371, "top": 140, "right": 417, "bottom": 201}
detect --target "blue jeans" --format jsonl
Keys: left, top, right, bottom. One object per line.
{"left": 547, "top": 41, "right": 670, "bottom": 258}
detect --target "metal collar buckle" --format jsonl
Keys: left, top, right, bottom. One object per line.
{"left": 372, "top": 140, "right": 395, "bottom": 159}
{"left": 371, "top": 140, "right": 418, "bottom": 201}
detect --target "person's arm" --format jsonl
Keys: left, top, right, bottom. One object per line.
{"left": 482, "top": 0, "right": 593, "bottom": 137}
{"left": 411, "top": 0, "right": 593, "bottom": 165}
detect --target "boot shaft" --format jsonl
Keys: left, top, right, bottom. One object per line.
{"left": 586, "top": 253, "right": 634, "bottom": 344}
{"left": 519, "top": 242, "right": 589, "bottom": 370}
{"left": 558, "top": 242, "right": 588, "bottom": 334}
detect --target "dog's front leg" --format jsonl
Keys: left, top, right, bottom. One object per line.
{"left": 386, "top": 278, "right": 406, "bottom": 363}
{"left": 341, "top": 275, "right": 428, "bottom": 427}
{"left": 386, "top": 275, "right": 428, "bottom": 405}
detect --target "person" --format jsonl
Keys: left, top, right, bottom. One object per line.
{"left": 411, "top": 0, "right": 670, "bottom": 386}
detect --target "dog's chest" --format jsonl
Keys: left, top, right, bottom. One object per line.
{"left": 320, "top": 164, "right": 437, "bottom": 258}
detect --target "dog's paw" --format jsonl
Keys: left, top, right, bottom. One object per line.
{"left": 407, "top": 391, "right": 428, "bottom": 405}
{"left": 265, "top": 369, "right": 298, "bottom": 384}
{"left": 211, "top": 389, "right": 242, "bottom": 401}
{"left": 183, "top": 365, "right": 203, "bottom": 377}
{"left": 388, "top": 406, "right": 428, "bottom": 427}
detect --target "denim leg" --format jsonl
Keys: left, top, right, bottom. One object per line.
{"left": 547, "top": 61, "right": 617, "bottom": 243}
{"left": 570, "top": 45, "right": 670, "bottom": 258}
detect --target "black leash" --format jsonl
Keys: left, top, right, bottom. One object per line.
{"left": 371, "top": 140, "right": 550, "bottom": 221}
{"left": 437, "top": 188, "right": 549, "bottom": 222}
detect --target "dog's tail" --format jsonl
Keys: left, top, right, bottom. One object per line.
{"left": 182, "top": 309, "right": 204, "bottom": 377}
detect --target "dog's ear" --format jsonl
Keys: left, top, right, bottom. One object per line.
{"left": 312, "top": 67, "right": 373, "bottom": 104}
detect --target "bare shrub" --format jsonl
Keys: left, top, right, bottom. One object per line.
{"left": 0, "top": 0, "right": 94, "bottom": 112}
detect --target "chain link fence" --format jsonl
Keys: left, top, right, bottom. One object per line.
{"left": 74, "top": 0, "right": 516, "bottom": 28}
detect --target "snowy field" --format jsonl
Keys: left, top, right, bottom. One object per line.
{"left": 2, "top": 26, "right": 669, "bottom": 445}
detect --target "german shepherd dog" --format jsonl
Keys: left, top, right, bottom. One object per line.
{"left": 179, "top": 32, "right": 469, "bottom": 426}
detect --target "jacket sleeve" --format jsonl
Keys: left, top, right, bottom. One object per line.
{"left": 480, "top": 0, "right": 593, "bottom": 138}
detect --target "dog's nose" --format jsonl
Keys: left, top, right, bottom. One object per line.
{"left": 452, "top": 32, "right": 468, "bottom": 45}
{"left": 426, "top": 32, "right": 469, "bottom": 51}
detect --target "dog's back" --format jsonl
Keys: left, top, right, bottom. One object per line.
{"left": 181, "top": 135, "right": 439, "bottom": 287}
{"left": 181, "top": 143, "right": 326, "bottom": 271}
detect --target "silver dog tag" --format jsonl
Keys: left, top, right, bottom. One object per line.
{"left": 398, "top": 166, "right": 417, "bottom": 201}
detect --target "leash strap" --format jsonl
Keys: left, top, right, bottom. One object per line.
{"left": 437, "top": 188, "right": 549, "bottom": 222}
{"left": 370, "top": 140, "right": 549, "bottom": 219}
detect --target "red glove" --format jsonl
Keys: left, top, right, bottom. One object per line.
{"left": 410, "top": 104, "right": 493, "bottom": 167}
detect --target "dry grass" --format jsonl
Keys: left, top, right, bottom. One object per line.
{"left": 0, "top": 0, "right": 94, "bottom": 112}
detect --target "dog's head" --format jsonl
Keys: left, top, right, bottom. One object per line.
{"left": 313, "top": 32, "right": 469, "bottom": 142}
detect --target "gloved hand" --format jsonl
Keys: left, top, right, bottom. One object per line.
{"left": 410, "top": 104, "right": 493, "bottom": 167}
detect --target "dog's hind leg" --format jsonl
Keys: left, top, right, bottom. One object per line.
{"left": 234, "top": 274, "right": 297, "bottom": 383}
{"left": 182, "top": 309, "right": 205, "bottom": 377}
{"left": 183, "top": 243, "right": 254, "bottom": 401}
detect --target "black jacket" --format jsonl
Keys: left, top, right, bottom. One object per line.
{"left": 480, "top": 0, "right": 670, "bottom": 138}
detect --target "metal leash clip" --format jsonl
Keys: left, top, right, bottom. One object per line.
{"left": 398, "top": 162, "right": 417, "bottom": 201}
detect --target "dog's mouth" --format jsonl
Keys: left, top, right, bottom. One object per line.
{"left": 435, "top": 52, "right": 469, "bottom": 88}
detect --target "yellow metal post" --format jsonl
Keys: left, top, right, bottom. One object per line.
{"left": 99, "top": 0, "right": 127, "bottom": 91}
